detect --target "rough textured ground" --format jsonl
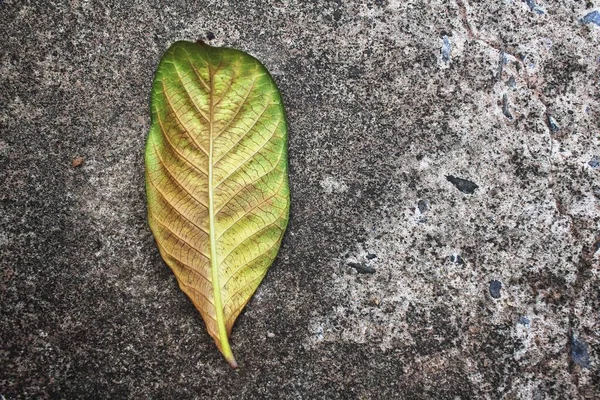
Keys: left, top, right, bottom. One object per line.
{"left": 1, "top": 0, "right": 599, "bottom": 398}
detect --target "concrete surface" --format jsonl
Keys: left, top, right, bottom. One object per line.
{"left": 1, "top": 0, "right": 599, "bottom": 398}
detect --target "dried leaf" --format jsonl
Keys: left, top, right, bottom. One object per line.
{"left": 145, "top": 41, "right": 290, "bottom": 367}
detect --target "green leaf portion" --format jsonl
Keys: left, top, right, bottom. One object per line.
{"left": 145, "top": 41, "right": 290, "bottom": 367}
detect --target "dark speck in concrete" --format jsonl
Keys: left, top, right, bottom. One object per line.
{"left": 518, "top": 316, "right": 530, "bottom": 326}
{"left": 581, "top": 11, "right": 600, "bottom": 26}
{"left": 205, "top": 31, "right": 215, "bottom": 40}
{"left": 450, "top": 254, "right": 464, "bottom": 265}
{"left": 496, "top": 51, "right": 506, "bottom": 81}
{"left": 524, "top": 0, "right": 545, "bottom": 15}
{"left": 441, "top": 35, "right": 451, "bottom": 63}
{"left": 348, "top": 262, "right": 376, "bottom": 274}
{"left": 489, "top": 280, "right": 502, "bottom": 298}
{"left": 446, "top": 175, "right": 479, "bottom": 194}
{"left": 571, "top": 338, "right": 591, "bottom": 368}
{"left": 502, "top": 93, "right": 513, "bottom": 120}
{"left": 332, "top": 9, "right": 342, "bottom": 22}
{"left": 348, "top": 66, "right": 363, "bottom": 78}
{"left": 365, "top": 253, "right": 377, "bottom": 260}
{"left": 417, "top": 199, "right": 428, "bottom": 213}
{"left": 547, "top": 115, "right": 560, "bottom": 132}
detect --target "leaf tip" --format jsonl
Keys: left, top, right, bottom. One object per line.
{"left": 227, "top": 356, "right": 239, "bottom": 369}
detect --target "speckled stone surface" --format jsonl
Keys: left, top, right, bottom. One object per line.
{"left": 1, "top": 1, "right": 599, "bottom": 398}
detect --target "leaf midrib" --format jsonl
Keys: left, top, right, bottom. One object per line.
{"left": 204, "top": 53, "right": 237, "bottom": 367}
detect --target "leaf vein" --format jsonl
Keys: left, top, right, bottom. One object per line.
{"left": 224, "top": 274, "right": 266, "bottom": 313}
{"left": 167, "top": 68, "right": 211, "bottom": 122}
{"left": 214, "top": 70, "right": 261, "bottom": 138}
{"left": 160, "top": 81, "right": 210, "bottom": 156}
{"left": 216, "top": 175, "right": 287, "bottom": 240}
{"left": 152, "top": 143, "right": 209, "bottom": 209}
{"left": 176, "top": 278, "right": 216, "bottom": 308}
{"left": 221, "top": 238, "right": 280, "bottom": 290}
{"left": 148, "top": 177, "right": 210, "bottom": 236}
{"left": 218, "top": 207, "right": 288, "bottom": 263}
{"left": 214, "top": 104, "right": 280, "bottom": 165}
{"left": 213, "top": 62, "right": 239, "bottom": 108}
{"left": 150, "top": 213, "right": 210, "bottom": 261}
{"left": 214, "top": 119, "right": 283, "bottom": 188}
{"left": 154, "top": 112, "right": 209, "bottom": 177}
{"left": 214, "top": 150, "right": 285, "bottom": 214}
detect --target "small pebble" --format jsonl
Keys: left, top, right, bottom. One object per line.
{"left": 446, "top": 175, "right": 479, "bottom": 194}
{"left": 417, "top": 199, "right": 428, "bottom": 213}
{"left": 588, "top": 156, "right": 599, "bottom": 168}
{"left": 369, "top": 297, "right": 381, "bottom": 306}
{"left": 518, "top": 316, "right": 530, "bottom": 326}
{"left": 496, "top": 51, "right": 506, "bottom": 81}
{"left": 267, "top": 332, "right": 275, "bottom": 338}
{"left": 581, "top": 10, "right": 600, "bottom": 26}
{"left": 571, "top": 337, "right": 591, "bottom": 368}
{"left": 502, "top": 93, "right": 513, "bottom": 120}
{"left": 489, "top": 280, "right": 502, "bottom": 298}
{"left": 547, "top": 115, "right": 560, "bottom": 132}
{"left": 449, "top": 254, "right": 464, "bottom": 265}
{"left": 72, "top": 156, "right": 84, "bottom": 168}
{"left": 348, "top": 262, "right": 375, "bottom": 274}
{"left": 441, "top": 35, "right": 451, "bottom": 63}
{"left": 365, "top": 253, "right": 377, "bottom": 260}
{"left": 524, "top": 0, "right": 545, "bottom": 15}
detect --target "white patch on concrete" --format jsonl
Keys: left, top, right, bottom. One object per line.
{"left": 320, "top": 176, "right": 348, "bottom": 194}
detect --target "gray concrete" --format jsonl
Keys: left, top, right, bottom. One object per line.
{"left": 1, "top": 0, "right": 599, "bottom": 398}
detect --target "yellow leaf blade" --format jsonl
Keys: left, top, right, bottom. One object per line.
{"left": 145, "top": 41, "right": 290, "bottom": 367}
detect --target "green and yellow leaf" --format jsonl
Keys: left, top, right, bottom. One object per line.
{"left": 145, "top": 41, "right": 290, "bottom": 367}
